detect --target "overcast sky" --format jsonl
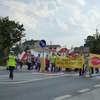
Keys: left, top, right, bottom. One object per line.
{"left": 0, "top": 0, "right": 100, "bottom": 48}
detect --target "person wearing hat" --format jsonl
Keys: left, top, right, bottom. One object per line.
{"left": 7, "top": 51, "right": 16, "bottom": 80}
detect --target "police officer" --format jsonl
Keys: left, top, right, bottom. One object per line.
{"left": 7, "top": 51, "right": 16, "bottom": 80}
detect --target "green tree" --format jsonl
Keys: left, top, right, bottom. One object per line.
{"left": 0, "top": 16, "right": 25, "bottom": 65}
{"left": 0, "top": 16, "right": 25, "bottom": 50}
{"left": 84, "top": 34, "right": 100, "bottom": 54}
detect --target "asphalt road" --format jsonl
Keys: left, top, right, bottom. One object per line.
{"left": 0, "top": 71, "right": 100, "bottom": 100}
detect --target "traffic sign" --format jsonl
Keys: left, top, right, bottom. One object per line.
{"left": 39, "top": 40, "right": 46, "bottom": 48}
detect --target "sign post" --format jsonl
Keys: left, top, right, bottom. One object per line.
{"left": 39, "top": 40, "right": 46, "bottom": 72}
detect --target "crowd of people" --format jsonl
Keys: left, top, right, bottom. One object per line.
{"left": 7, "top": 50, "right": 99, "bottom": 80}
{"left": 14, "top": 51, "right": 59, "bottom": 73}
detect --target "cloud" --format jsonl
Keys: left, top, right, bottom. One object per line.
{"left": 77, "top": 0, "right": 85, "bottom": 7}
{"left": 1, "top": 0, "right": 100, "bottom": 48}
{"left": 0, "top": 1, "right": 10, "bottom": 17}
{"left": 56, "top": 0, "right": 85, "bottom": 9}
{"left": 55, "top": 19, "right": 69, "bottom": 33}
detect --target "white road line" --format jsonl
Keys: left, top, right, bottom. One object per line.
{"left": 32, "top": 72, "right": 65, "bottom": 75}
{"left": 94, "top": 84, "right": 100, "bottom": 88}
{"left": 54, "top": 95, "right": 72, "bottom": 100}
{"left": 32, "top": 72, "right": 79, "bottom": 76}
{"left": 78, "top": 88, "right": 90, "bottom": 93}
{"left": 0, "top": 74, "right": 73, "bottom": 84}
{"left": 0, "top": 73, "right": 79, "bottom": 85}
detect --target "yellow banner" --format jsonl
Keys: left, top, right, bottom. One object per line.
{"left": 56, "top": 56, "right": 69, "bottom": 68}
{"left": 56, "top": 56, "right": 84, "bottom": 69}
{"left": 68, "top": 56, "right": 84, "bottom": 69}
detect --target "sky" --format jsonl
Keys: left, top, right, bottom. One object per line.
{"left": 0, "top": 0, "right": 100, "bottom": 48}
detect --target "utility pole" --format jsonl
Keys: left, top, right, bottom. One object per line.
{"left": 96, "top": 29, "right": 99, "bottom": 39}
{"left": 96, "top": 24, "right": 100, "bottom": 39}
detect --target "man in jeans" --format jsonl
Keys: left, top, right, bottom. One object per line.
{"left": 35, "top": 54, "right": 41, "bottom": 72}
{"left": 27, "top": 52, "right": 32, "bottom": 70}
{"left": 45, "top": 54, "right": 49, "bottom": 72}
{"left": 49, "top": 53, "right": 56, "bottom": 72}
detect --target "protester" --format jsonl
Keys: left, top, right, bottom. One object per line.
{"left": 15, "top": 55, "right": 19, "bottom": 70}
{"left": 27, "top": 52, "right": 32, "bottom": 70}
{"left": 19, "top": 59, "right": 23, "bottom": 71}
{"left": 45, "top": 54, "right": 49, "bottom": 72}
{"left": 35, "top": 54, "right": 41, "bottom": 72}
{"left": 31, "top": 54, "right": 35, "bottom": 70}
{"left": 49, "top": 53, "right": 56, "bottom": 72}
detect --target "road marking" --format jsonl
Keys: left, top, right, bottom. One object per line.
{"left": 54, "top": 94, "right": 72, "bottom": 100}
{"left": 0, "top": 73, "right": 79, "bottom": 85}
{"left": 32, "top": 72, "right": 65, "bottom": 76}
{"left": 0, "top": 74, "right": 74, "bottom": 84}
{"left": 94, "top": 84, "right": 100, "bottom": 88}
{"left": 32, "top": 72, "right": 79, "bottom": 76}
{"left": 78, "top": 88, "right": 90, "bottom": 93}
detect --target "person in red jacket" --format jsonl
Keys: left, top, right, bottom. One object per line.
{"left": 45, "top": 54, "right": 49, "bottom": 72}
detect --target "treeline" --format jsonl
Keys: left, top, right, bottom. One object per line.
{"left": 84, "top": 31, "right": 100, "bottom": 54}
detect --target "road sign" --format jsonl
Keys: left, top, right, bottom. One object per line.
{"left": 39, "top": 40, "right": 46, "bottom": 72}
{"left": 39, "top": 40, "right": 46, "bottom": 48}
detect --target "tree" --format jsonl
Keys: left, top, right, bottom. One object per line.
{"left": 84, "top": 34, "right": 100, "bottom": 54}
{"left": 0, "top": 16, "right": 25, "bottom": 65}
{"left": 0, "top": 16, "right": 25, "bottom": 50}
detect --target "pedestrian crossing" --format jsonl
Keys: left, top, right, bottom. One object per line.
{"left": 0, "top": 72, "right": 79, "bottom": 84}
{"left": 0, "top": 71, "right": 100, "bottom": 85}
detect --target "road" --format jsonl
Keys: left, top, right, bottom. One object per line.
{"left": 0, "top": 70, "right": 100, "bottom": 100}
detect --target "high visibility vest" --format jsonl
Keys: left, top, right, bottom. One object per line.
{"left": 7, "top": 54, "right": 16, "bottom": 67}
{"left": 49, "top": 55, "right": 56, "bottom": 63}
